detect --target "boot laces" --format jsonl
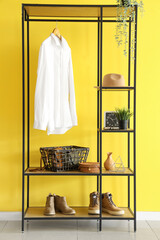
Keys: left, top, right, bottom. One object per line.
{"left": 108, "top": 193, "right": 116, "bottom": 207}
{"left": 92, "top": 193, "right": 98, "bottom": 206}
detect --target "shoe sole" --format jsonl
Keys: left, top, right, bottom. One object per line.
{"left": 62, "top": 213, "right": 76, "bottom": 215}
{"left": 44, "top": 213, "right": 55, "bottom": 216}
{"left": 55, "top": 211, "right": 76, "bottom": 215}
{"left": 102, "top": 208, "right": 124, "bottom": 216}
{"left": 88, "top": 209, "right": 100, "bottom": 215}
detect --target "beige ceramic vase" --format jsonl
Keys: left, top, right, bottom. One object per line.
{"left": 104, "top": 152, "right": 115, "bottom": 171}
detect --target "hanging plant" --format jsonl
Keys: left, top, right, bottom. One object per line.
{"left": 115, "top": 0, "right": 144, "bottom": 59}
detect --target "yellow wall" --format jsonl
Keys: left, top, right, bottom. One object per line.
{"left": 0, "top": 0, "right": 160, "bottom": 212}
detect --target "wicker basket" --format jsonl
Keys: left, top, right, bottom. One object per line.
{"left": 40, "top": 146, "right": 89, "bottom": 172}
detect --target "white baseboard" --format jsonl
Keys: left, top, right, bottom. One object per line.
{"left": 0, "top": 212, "right": 21, "bottom": 221}
{"left": 137, "top": 212, "right": 160, "bottom": 221}
{"left": 0, "top": 212, "right": 160, "bottom": 221}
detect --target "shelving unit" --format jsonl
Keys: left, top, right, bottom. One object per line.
{"left": 22, "top": 4, "right": 137, "bottom": 232}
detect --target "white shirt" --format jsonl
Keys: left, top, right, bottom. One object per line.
{"left": 33, "top": 33, "right": 78, "bottom": 135}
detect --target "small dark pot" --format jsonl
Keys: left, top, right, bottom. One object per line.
{"left": 119, "top": 120, "right": 128, "bottom": 130}
{"left": 121, "top": 0, "right": 131, "bottom": 6}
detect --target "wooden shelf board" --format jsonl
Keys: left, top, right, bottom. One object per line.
{"left": 25, "top": 168, "right": 98, "bottom": 175}
{"left": 94, "top": 86, "right": 134, "bottom": 91}
{"left": 102, "top": 167, "right": 133, "bottom": 175}
{"left": 25, "top": 207, "right": 134, "bottom": 219}
{"left": 24, "top": 5, "right": 134, "bottom": 18}
{"left": 102, "top": 207, "right": 134, "bottom": 219}
{"left": 24, "top": 5, "right": 100, "bottom": 18}
{"left": 25, "top": 167, "right": 133, "bottom": 176}
{"left": 25, "top": 207, "right": 98, "bottom": 219}
{"left": 100, "top": 128, "right": 134, "bottom": 132}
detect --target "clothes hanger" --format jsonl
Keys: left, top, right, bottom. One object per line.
{"left": 53, "top": 21, "right": 62, "bottom": 40}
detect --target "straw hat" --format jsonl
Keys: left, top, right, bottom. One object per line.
{"left": 103, "top": 74, "right": 125, "bottom": 87}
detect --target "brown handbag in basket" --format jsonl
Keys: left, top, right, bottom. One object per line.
{"left": 79, "top": 162, "right": 100, "bottom": 173}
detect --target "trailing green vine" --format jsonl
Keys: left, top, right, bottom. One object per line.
{"left": 115, "top": 0, "right": 144, "bottom": 59}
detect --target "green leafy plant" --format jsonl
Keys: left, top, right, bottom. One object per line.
{"left": 115, "top": 108, "right": 133, "bottom": 121}
{"left": 115, "top": 0, "right": 144, "bottom": 58}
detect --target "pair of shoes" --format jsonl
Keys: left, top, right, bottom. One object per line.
{"left": 88, "top": 191, "right": 125, "bottom": 216}
{"left": 44, "top": 193, "right": 76, "bottom": 216}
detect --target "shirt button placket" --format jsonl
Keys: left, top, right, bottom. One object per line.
{"left": 59, "top": 48, "right": 62, "bottom": 126}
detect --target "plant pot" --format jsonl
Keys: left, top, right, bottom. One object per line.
{"left": 121, "top": 0, "right": 131, "bottom": 6}
{"left": 119, "top": 120, "right": 128, "bottom": 130}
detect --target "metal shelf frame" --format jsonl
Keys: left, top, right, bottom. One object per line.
{"left": 22, "top": 3, "right": 137, "bottom": 232}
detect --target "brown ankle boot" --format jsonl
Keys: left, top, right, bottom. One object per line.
{"left": 88, "top": 191, "right": 100, "bottom": 215}
{"left": 54, "top": 195, "right": 76, "bottom": 215}
{"left": 44, "top": 193, "right": 55, "bottom": 216}
{"left": 102, "top": 192, "right": 124, "bottom": 216}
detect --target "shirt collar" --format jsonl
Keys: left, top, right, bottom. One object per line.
{"left": 51, "top": 33, "right": 63, "bottom": 46}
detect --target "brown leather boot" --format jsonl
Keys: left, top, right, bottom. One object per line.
{"left": 102, "top": 192, "right": 124, "bottom": 216}
{"left": 54, "top": 195, "right": 76, "bottom": 215}
{"left": 88, "top": 191, "right": 100, "bottom": 215}
{"left": 44, "top": 193, "right": 55, "bottom": 216}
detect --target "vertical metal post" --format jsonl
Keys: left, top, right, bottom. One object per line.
{"left": 22, "top": 4, "right": 25, "bottom": 232}
{"left": 97, "top": 17, "right": 100, "bottom": 193}
{"left": 128, "top": 17, "right": 131, "bottom": 210}
{"left": 27, "top": 14, "right": 30, "bottom": 209}
{"left": 134, "top": 5, "right": 138, "bottom": 232}
{"left": 99, "top": 7, "right": 103, "bottom": 232}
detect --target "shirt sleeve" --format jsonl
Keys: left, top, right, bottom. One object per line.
{"left": 68, "top": 49, "right": 78, "bottom": 126}
{"left": 33, "top": 44, "right": 48, "bottom": 130}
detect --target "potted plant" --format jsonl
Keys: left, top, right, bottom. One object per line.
{"left": 115, "top": 0, "right": 144, "bottom": 58}
{"left": 115, "top": 108, "right": 133, "bottom": 129}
